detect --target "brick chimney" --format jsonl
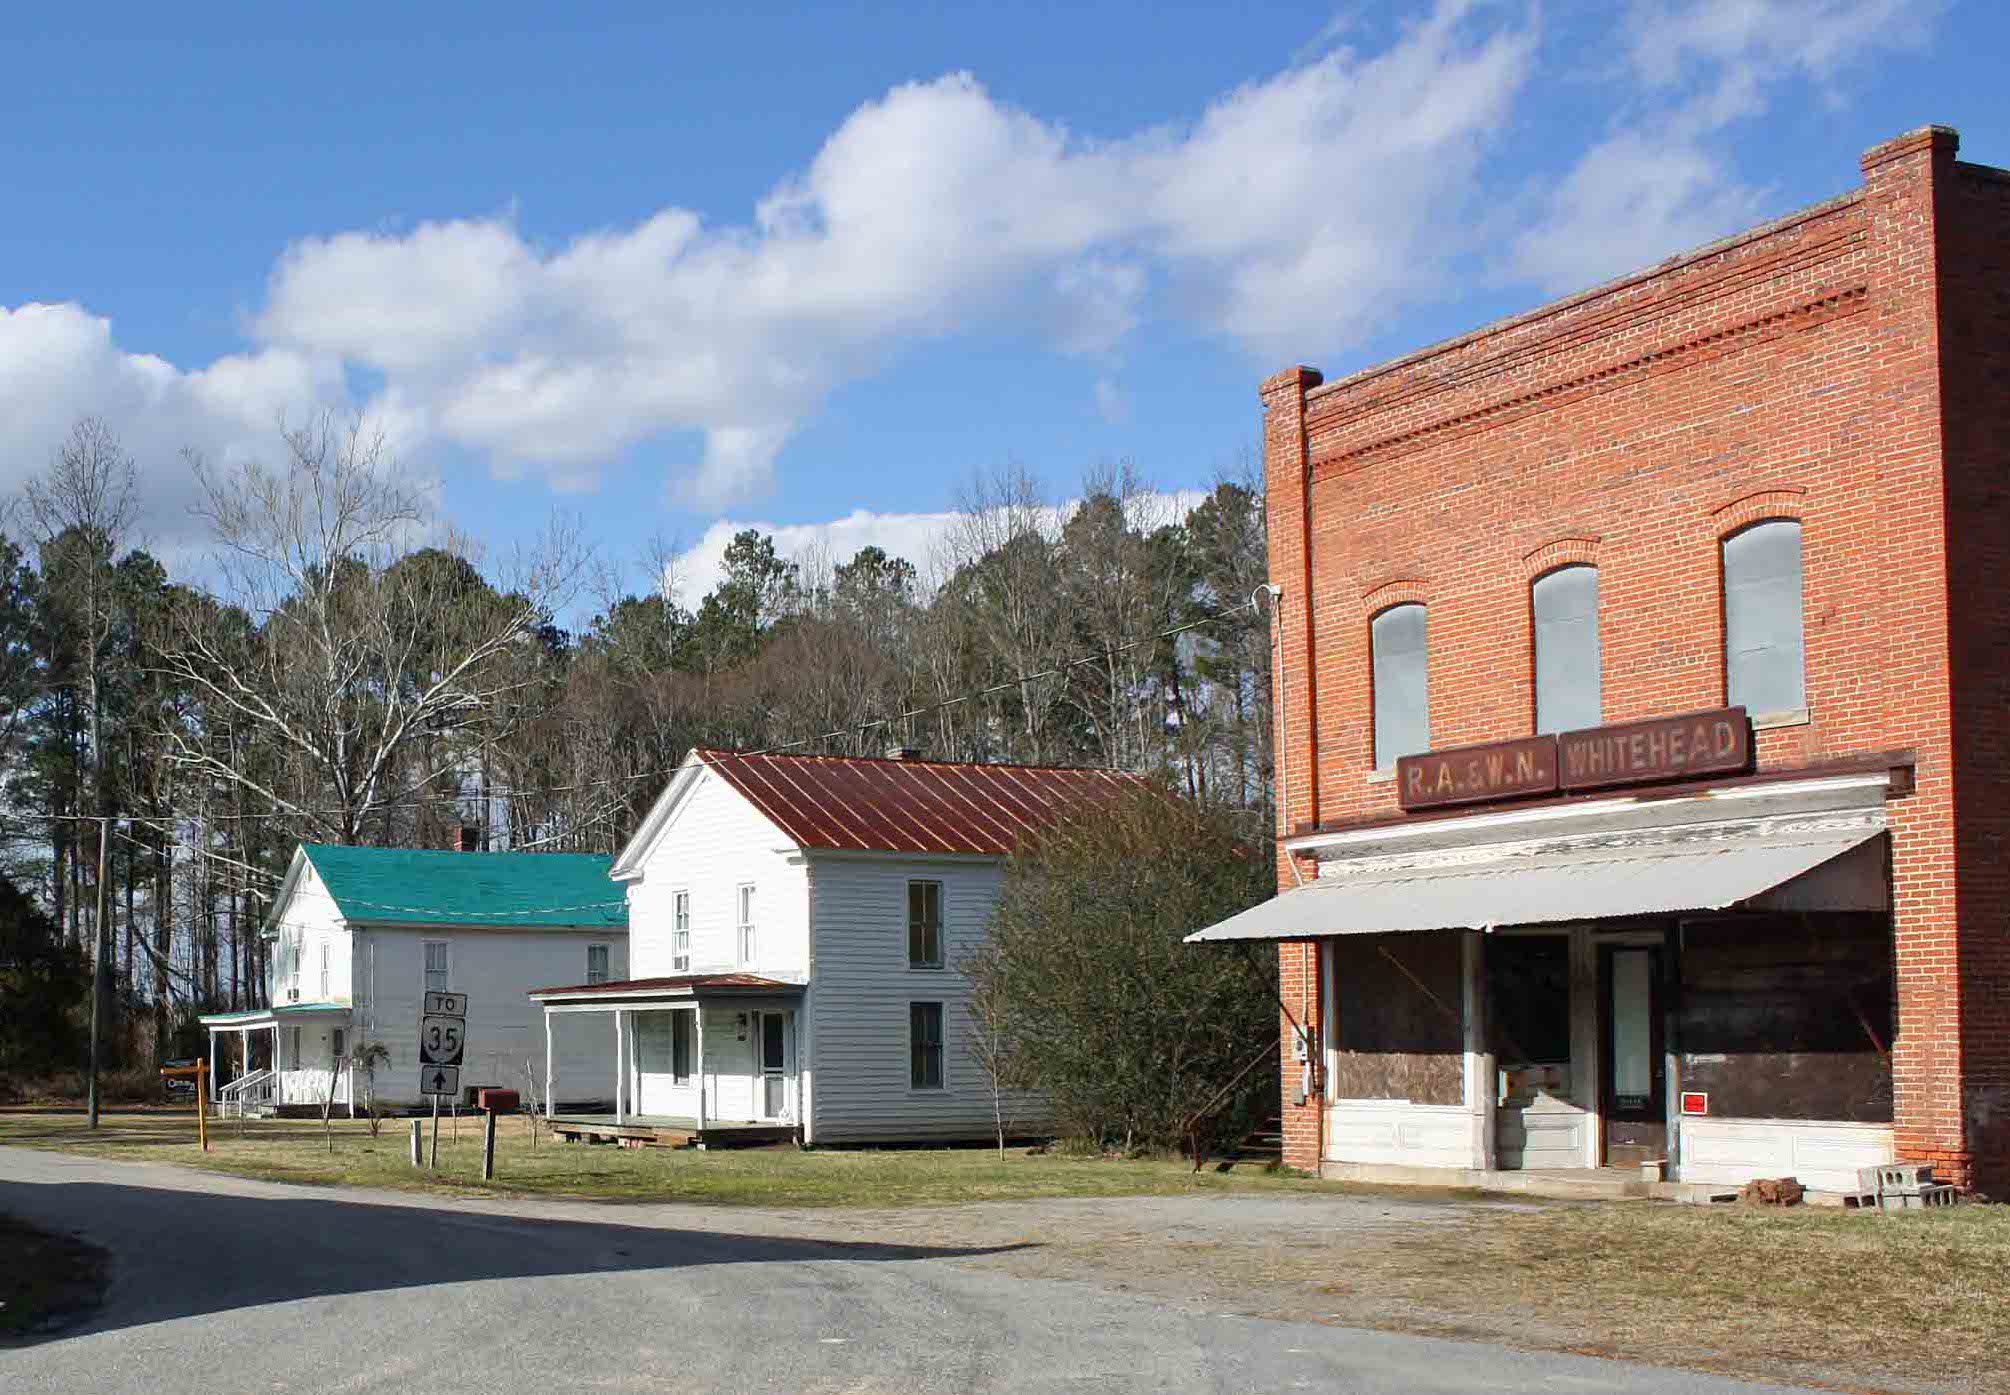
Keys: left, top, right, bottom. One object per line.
{"left": 884, "top": 746, "right": 925, "bottom": 762}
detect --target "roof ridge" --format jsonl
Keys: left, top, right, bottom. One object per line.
{"left": 693, "top": 746, "right": 1144, "bottom": 778}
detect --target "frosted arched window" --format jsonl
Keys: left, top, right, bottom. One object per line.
{"left": 1371, "top": 603, "right": 1429, "bottom": 769}
{"left": 1533, "top": 565, "right": 1601, "bottom": 733}
{"left": 1723, "top": 520, "right": 1805, "bottom": 715}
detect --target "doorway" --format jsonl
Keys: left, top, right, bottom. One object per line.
{"left": 756, "top": 1011, "right": 791, "bottom": 1121}
{"left": 1487, "top": 934, "right": 1583, "bottom": 1169}
{"left": 1600, "top": 945, "right": 1666, "bottom": 1168}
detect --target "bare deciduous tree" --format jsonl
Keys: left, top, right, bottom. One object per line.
{"left": 162, "top": 414, "right": 587, "bottom": 844}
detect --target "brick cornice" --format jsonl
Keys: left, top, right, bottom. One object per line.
{"left": 1313, "top": 287, "right": 1869, "bottom": 481}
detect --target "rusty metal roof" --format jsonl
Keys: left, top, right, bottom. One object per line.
{"left": 694, "top": 749, "right": 1143, "bottom": 856}
{"left": 528, "top": 973, "right": 801, "bottom": 999}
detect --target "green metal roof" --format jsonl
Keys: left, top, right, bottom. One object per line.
{"left": 199, "top": 1002, "right": 349, "bottom": 1024}
{"left": 295, "top": 844, "right": 627, "bottom": 930}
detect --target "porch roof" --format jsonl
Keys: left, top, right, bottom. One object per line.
{"left": 1186, "top": 826, "right": 1885, "bottom": 942}
{"left": 528, "top": 973, "right": 804, "bottom": 1006}
{"left": 198, "top": 1003, "right": 352, "bottom": 1027}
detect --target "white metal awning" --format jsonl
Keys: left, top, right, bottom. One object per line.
{"left": 1186, "top": 826, "right": 1886, "bottom": 942}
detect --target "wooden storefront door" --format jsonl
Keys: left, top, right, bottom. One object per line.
{"left": 1600, "top": 945, "right": 1666, "bottom": 1168}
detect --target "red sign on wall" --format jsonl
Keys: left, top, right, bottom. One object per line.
{"left": 1680, "top": 1091, "right": 1710, "bottom": 1116}
{"left": 1396, "top": 734, "right": 1558, "bottom": 811}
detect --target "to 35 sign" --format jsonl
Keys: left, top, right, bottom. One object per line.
{"left": 419, "top": 1015, "right": 465, "bottom": 1067}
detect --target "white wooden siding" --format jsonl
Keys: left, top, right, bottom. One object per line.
{"left": 357, "top": 928, "right": 625, "bottom": 1107}
{"left": 274, "top": 862, "right": 351, "bottom": 1005}
{"left": 627, "top": 767, "right": 809, "bottom": 980}
{"left": 805, "top": 855, "right": 1046, "bottom": 1143}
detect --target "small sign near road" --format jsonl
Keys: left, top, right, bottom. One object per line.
{"left": 419, "top": 1015, "right": 466, "bottom": 1067}
{"left": 421, "top": 1065, "right": 461, "bottom": 1098}
{"left": 423, "top": 991, "right": 468, "bottom": 1016}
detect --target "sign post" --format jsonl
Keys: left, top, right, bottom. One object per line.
{"left": 419, "top": 992, "right": 468, "bottom": 1171}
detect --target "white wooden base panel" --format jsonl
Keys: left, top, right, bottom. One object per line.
{"left": 1677, "top": 1118, "right": 1894, "bottom": 1193}
{"left": 1324, "top": 1100, "right": 1479, "bottom": 1169}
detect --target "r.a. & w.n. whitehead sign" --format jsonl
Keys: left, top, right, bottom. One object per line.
{"left": 1557, "top": 707, "right": 1751, "bottom": 793}
{"left": 1396, "top": 707, "right": 1751, "bottom": 812}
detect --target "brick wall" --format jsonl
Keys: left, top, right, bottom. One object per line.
{"left": 1260, "top": 126, "right": 2006, "bottom": 1186}
{"left": 1940, "top": 158, "right": 2010, "bottom": 1196}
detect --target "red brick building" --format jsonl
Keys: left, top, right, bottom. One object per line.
{"left": 1191, "top": 126, "right": 2009, "bottom": 1196}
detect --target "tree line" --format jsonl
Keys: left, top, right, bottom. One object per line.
{"left": 0, "top": 414, "right": 1273, "bottom": 1081}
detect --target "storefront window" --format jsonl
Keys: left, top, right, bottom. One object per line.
{"left": 1371, "top": 603, "right": 1430, "bottom": 769}
{"left": 1532, "top": 565, "right": 1600, "bottom": 733}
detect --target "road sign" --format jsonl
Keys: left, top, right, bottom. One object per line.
{"left": 419, "top": 1015, "right": 466, "bottom": 1067}
{"left": 423, "top": 991, "right": 467, "bottom": 1016}
{"left": 420, "top": 1065, "right": 460, "bottom": 1098}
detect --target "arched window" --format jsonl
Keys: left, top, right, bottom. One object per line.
{"left": 1532, "top": 564, "right": 1601, "bottom": 733}
{"left": 1371, "top": 603, "right": 1429, "bottom": 769}
{"left": 1722, "top": 519, "right": 1805, "bottom": 715}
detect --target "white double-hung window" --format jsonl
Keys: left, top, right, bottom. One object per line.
{"left": 423, "top": 941, "right": 449, "bottom": 994}
{"left": 672, "top": 890, "right": 691, "bottom": 972}
{"left": 736, "top": 884, "right": 756, "bottom": 966}
{"left": 586, "top": 944, "right": 610, "bottom": 984}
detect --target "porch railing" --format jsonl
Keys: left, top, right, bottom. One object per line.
{"left": 217, "top": 1068, "right": 276, "bottom": 1119}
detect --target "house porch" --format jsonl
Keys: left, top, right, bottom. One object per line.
{"left": 197, "top": 1003, "right": 356, "bottom": 1117}
{"left": 531, "top": 973, "right": 807, "bottom": 1141}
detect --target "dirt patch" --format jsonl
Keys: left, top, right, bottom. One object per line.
{"left": 768, "top": 1193, "right": 2005, "bottom": 1395}
{"left": 0, "top": 1213, "right": 108, "bottom": 1343}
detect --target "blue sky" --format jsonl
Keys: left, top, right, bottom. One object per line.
{"left": 2, "top": 1, "right": 2001, "bottom": 600}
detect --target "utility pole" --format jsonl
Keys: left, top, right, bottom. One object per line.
{"left": 88, "top": 815, "right": 108, "bottom": 1129}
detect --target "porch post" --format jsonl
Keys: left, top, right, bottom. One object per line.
{"left": 1463, "top": 931, "right": 1494, "bottom": 1172}
{"left": 694, "top": 1006, "right": 707, "bottom": 1131}
{"left": 613, "top": 1009, "right": 626, "bottom": 1125}
{"left": 273, "top": 1023, "right": 284, "bottom": 1106}
{"left": 208, "top": 1030, "right": 219, "bottom": 1102}
{"left": 543, "top": 1008, "right": 555, "bottom": 1121}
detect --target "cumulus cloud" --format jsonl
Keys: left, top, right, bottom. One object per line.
{"left": 670, "top": 490, "right": 1210, "bottom": 602}
{"left": 1, "top": 0, "right": 1940, "bottom": 523}
{"left": 0, "top": 302, "right": 356, "bottom": 556}
{"left": 1509, "top": 0, "right": 1937, "bottom": 291}
{"left": 16, "top": 1, "right": 1531, "bottom": 514}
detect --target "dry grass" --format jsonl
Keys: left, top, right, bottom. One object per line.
{"left": 0, "top": 1108, "right": 1333, "bottom": 1207}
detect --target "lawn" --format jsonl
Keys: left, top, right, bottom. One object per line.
{"left": 0, "top": 1108, "right": 1324, "bottom": 1207}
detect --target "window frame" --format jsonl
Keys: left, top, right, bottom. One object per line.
{"left": 908, "top": 1000, "right": 946, "bottom": 1092}
{"left": 1530, "top": 563, "right": 1603, "bottom": 735}
{"left": 1720, "top": 518, "right": 1807, "bottom": 719}
{"left": 586, "top": 943, "right": 610, "bottom": 985}
{"left": 1369, "top": 602, "right": 1431, "bottom": 771}
{"left": 671, "top": 889, "right": 691, "bottom": 973}
{"left": 422, "top": 940, "right": 450, "bottom": 995}
{"left": 331, "top": 1027, "right": 347, "bottom": 1060}
{"left": 318, "top": 940, "right": 330, "bottom": 1000}
{"left": 907, "top": 879, "right": 944, "bottom": 969}
{"left": 736, "top": 883, "right": 756, "bottom": 967}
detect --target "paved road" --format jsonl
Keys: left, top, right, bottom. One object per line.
{"left": 0, "top": 1147, "right": 1824, "bottom": 1395}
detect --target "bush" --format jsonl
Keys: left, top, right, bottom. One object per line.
{"left": 972, "top": 785, "right": 1277, "bottom": 1153}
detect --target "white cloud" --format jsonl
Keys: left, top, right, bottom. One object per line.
{"left": 670, "top": 490, "right": 1209, "bottom": 603}
{"left": 0, "top": 302, "right": 356, "bottom": 556}
{"left": 185, "top": 1, "right": 1534, "bottom": 508}
{"left": 4, "top": 0, "right": 1937, "bottom": 520}
{"left": 1509, "top": 0, "right": 1937, "bottom": 291}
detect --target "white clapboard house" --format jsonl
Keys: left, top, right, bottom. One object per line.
{"left": 530, "top": 748, "right": 1137, "bottom": 1146}
{"left": 199, "top": 837, "right": 627, "bottom": 1116}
